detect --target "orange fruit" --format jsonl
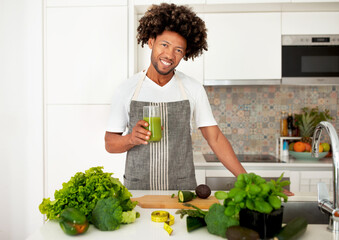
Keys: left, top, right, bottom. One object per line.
{"left": 294, "top": 141, "right": 306, "bottom": 152}
{"left": 304, "top": 142, "right": 311, "bottom": 152}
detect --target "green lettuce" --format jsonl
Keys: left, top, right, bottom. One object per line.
{"left": 39, "top": 166, "right": 137, "bottom": 223}
{"left": 121, "top": 210, "right": 139, "bottom": 224}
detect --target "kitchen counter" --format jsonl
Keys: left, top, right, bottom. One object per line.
{"left": 193, "top": 152, "right": 334, "bottom": 194}
{"left": 194, "top": 152, "right": 333, "bottom": 171}
{"left": 27, "top": 191, "right": 336, "bottom": 240}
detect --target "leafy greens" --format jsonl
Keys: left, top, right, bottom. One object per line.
{"left": 39, "top": 166, "right": 137, "bottom": 223}
{"left": 216, "top": 172, "right": 290, "bottom": 217}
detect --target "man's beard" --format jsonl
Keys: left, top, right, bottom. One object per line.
{"left": 150, "top": 54, "right": 176, "bottom": 76}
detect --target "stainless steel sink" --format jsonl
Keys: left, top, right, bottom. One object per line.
{"left": 282, "top": 201, "right": 329, "bottom": 224}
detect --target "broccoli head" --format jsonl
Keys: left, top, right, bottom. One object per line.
{"left": 204, "top": 203, "right": 239, "bottom": 238}
{"left": 92, "top": 197, "right": 123, "bottom": 231}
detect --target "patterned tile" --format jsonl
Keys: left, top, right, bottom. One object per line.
{"left": 192, "top": 85, "right": 339, "bottom": 155}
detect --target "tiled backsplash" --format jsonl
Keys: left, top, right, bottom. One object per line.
{"left": 192, "top": 85, "right": 338, "bottom": 155}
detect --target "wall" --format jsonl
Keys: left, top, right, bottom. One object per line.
{"left": 44, "top": 3, "right": 128, "bottom": 204}
{"left": 0, "top": 0, "right": 44, "bottom": 239}
{"left": 192, "top": 85, "right": 338, "bottom": 154}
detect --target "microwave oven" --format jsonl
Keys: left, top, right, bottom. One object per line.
{"left": 282, "top": 35, "right": 339, "bottom": 85}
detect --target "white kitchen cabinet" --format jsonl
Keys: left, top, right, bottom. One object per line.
{"left": 46, "top": 0, "right": 126, "bottom": 7}
{"left": 282, "top": 12, "right": 339, "bottom": 35}
{"left": 46, "top": 105, "right": 126, "bottom": 198}
{"left": 206, "top": 0, "right": 289, "bottom": 3}
{"left": 45, "top": 5, "right": 129, "bottom": 198}
{"left": 46, "top": 6, "right": 127, "bottom": 104}
{"left": 204, "top": 12, "right": 281, "bottom": 82}
{"left": 291, "top": 0, "right": 339, "bottom": 2}
{"left": 176, "top": 56, "right": 204, "bottom": 84}
{"left": 133, "top": 0, "right": 206, "bottom": 5}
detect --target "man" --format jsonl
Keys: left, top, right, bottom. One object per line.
{"left": 105, "top": 3, "right": 246, "bottom": 190}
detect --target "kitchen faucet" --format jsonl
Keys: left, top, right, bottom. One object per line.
{"left": 313, "top": 121, "right": 339, "bottom": 232}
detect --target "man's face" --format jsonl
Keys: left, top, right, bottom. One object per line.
{"left": 148, "top": 30, "right": 187, "bottom": 76}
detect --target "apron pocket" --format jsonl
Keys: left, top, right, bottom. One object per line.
{"left": 123, "top": 175, "right": 149, "bottom": 190}
{"left": 176, "top": 177, "right": 197, "bottom": 190}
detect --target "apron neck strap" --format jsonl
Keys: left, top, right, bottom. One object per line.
{"left": 131, "top": 70, "right": 146, "bottom": 101}
{"left": 131, "top": 69, "right": 188, "bottom": 101}
{"left": 176, "top": 73, "right": 188, "bottom": 100}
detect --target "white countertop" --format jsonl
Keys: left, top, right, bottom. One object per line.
{"left": 193, "top": 152, "right": 333, "bottom": 171}
{"left": 27, "top": 191, "right": 336, "bottom": 240}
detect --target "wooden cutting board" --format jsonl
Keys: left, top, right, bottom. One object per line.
{"left": 131, "top": 195, "right": 219, "bottom": 209}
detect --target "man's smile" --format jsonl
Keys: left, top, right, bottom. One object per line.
{"left": 160, "top": 59, "right": 172, "bottom": 66}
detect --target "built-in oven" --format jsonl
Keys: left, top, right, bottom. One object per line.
{"left": 282, "top": 35, "right": 339, "bottom": 85}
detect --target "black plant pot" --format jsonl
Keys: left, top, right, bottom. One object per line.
{"left": 239, "top": 207, "right": 284, "bottom": 239}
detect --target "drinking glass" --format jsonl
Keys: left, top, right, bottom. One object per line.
{"left": 143, "top": 106, "right": 162, "bottom": 142}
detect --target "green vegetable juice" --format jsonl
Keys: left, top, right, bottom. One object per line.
{"left": 143, "top": 117, "right": 162, "bottom": 142}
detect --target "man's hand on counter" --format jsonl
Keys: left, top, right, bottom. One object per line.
{"left": 283, "top": 188, "right": 294, "bottom": 196}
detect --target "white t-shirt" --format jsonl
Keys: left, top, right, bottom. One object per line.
{"left": 106, "top": 70, "right": 217, "bottom": 133}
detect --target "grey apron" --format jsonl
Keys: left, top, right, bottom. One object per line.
{"left": 123, "top": 71, "right": 197, "bottom": 190}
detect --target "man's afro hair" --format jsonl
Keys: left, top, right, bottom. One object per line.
{"left": 136, "top": 3, "right": 208, "bottom": 61}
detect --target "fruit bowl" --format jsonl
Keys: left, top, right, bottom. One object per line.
{"left": 289, "top": 151, "right": 329, "bottom": 160}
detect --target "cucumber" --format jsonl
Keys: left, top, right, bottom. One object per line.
{"left": 226, "top": 225, "right": 260, "bottom": 240}
{"left": 178, "top": 190, "right": 195, "bottom": 203}
{"left": 274, "top": 217, "right": 308, "bottom": 240}
{"left": 186, "top": 216, "right": 206, "bottom": 232}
